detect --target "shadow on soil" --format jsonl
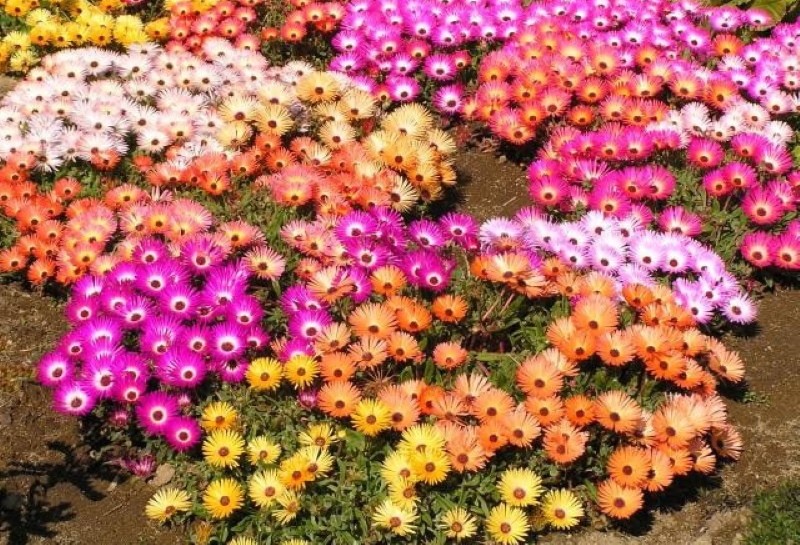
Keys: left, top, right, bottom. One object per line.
{"left": 0, "top": 440, "right": 119, "bottom": 545}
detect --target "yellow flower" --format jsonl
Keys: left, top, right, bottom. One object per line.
{"left": 25, "top": 8, "right": 55, "bottom": 25}
{"left": 228, "top": 537, "right": 258, "bottom": 545}
{"left": 297, "top": 446, "right": 334, "bottom": 478}
{"left": 497, "top": 468, "right": 544, "bottom": 507}
{"left": 201, "top": 401, "right": 238, "bottom": 431}
{"left": 409, "top": 449, "right": 450, "bottom": 485}
{"left": 397, "top": 423, "right": 446, "bottom": 457}
{"left": 247, "top": 357, "right": 283, "bottom": 391}
{"left": 202, "top": 429, "right": 245, "bottom": 468}
{"left": 540, "top": 489, "right": 584, "bottom": 530}
{"left": 273, "top": 491, "right": 302, "bottom": 524}
{"left": 279, "top": 455, "right": 313, "bottom": 490}
{"left": 228, "top": 536, "right": 258, "bottom": 545}
{"left": 387, "top": 477, "right": 418, "bottom": 510}
{"left": 351, "top": 398, "right": 392, "bottom": 436}
{"left": 486, "top": 504, "right": 530, "bottom": 545}
{"left": 145, "top": 18, "right": 170, "bottom": 41}
{"left": 3, "top": 31, "right": 32, "bottom": 50}
{"left": 145, "top": 487, "right": 191, "bottom": 523}
{"left": 372, "top": 499, "right": 418, "bottom": 536}
{"left": 284, "top": 354, "right": 319, "bottom": 389}
{"left": 439, "top": 507, "right": 477, "bottom": 541}
{"left": 298, "top": 422, "right": 338, "bottom": 449}
{"left": 247, "top": 436, "right": 282, "bottom": 465}
{"left": 248, "top": 469, "right": 285, "bottom": 508}
{"left": 202, "top": 478, "right": 243, "bottom": 519}
{"left": 380, "top": 451, "right": 416, "bottom": 483}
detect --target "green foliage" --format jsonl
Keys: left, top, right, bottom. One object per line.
{"left": 744, "top": 481, "right": 800, "bottom": 545}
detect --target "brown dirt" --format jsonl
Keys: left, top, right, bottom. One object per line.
{"left": 0, "top": 283, "right": 181, "bottom": 545}
{"left": 453, "top": 150, "right": 533, "bottom": 220}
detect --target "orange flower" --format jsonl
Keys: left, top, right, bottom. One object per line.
{"left": 629, "top": 325, "right": 679, "bottom": 362}
{"left": 387, "top": 331, "right": 421, "bottom": 363}
{"left": 477, "top": 421, "right": 508, "bottom": 453}
{"left": 688, "top": 438, "right": 716, "bottom": 475}
{"left": 313, "top": 323, "right": 351, "bottom": 354}
{"left": 706, "top": 344, "right": 745, "bottom": 383}
{"left": 596, "top": 479, "right": 643, "bottom": 519}
{"left": 471, "top": 388, "right": 515, "bottom": 423}
{"left": 546, "top": 317, "right": 576, "bottom": 348}
{"left": 418, "top": 385, "right": 446, "bottom": 415}
{"left": 516, "top": 357, "right": 564, "bottom": 399}
{"left": 452, "top": 373, "right": 492, "bottom": 410}
{"left": 578, "top": 271, "right": 617, "bottom": 297}
{"left": 594, "top": 391, "right": 643, "bottom": 435}
{"left": 656, "top": 444, "right": 694, "bottom": 476}
{"left": 319, "top": 352, "right": 357, "bottom": 383}
{"left": 621, "top": 284, "right": 655, "bottom": 309}
{"left": 710, "top": 424, "right": 743, "bottom": 460}
{"left": 447, "top": 427, "right": 488, "bottom": 473}
{"left": 347, "top": 336, "right": 389, "bottom": 369}
{"left": 596, "top": 330, "right": 636, "bottom": 366}
{"left": 433, "top": 342, "right": 468, "bottom": 370}
{"left": 564, "top": 395, "right": 595, "bottom": 427}
{"left": 607, "top": 446, "right": 651, "bottom": 488}
{"left": 651, "top": 405, "right": 696, "bottom": 449}
{"left": 543, "top": 419, "right": 588, "bottom": 464}
{"left": 370, "top": 265, "right": 406, "bottom": 296}
{"left": 430, "top": 393, "right": 468, "bottom": 422}
{"left": 643, "top": 448, "right": 675, "bottom": 492}
{"left": 524, "top": 396, "right": 564, "bottom": 427}
{"left": 431, "top": 294, "right": 468, "bottom": 323}
{"left": 378, "top": 385, "right": 420, "bottom": 431}
{"left": 395, "top": 302, "right": 432, "bottom": 333}
{"left": 572, "top": 295, "right": 619, "bottom": 335}
{"left": 558, "top": 329, "right": 596, "bottom": 361}
{"left": 349, "top": 303, "right": 397, "bottom": 339}
{"left": 502, "top": 405, "right": 541, "bottom": 448}
{"left": 27, "top": 259, "right": 56, "bottom": 285}
{"left": 318, "top": 381, "right": 362, "bottom": 418}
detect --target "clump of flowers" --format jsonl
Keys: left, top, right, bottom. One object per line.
{"left": 481, "top": 209, "right": 758, "bottom": 325}
{"left": 255, "top": 95, "right": 458, "bottom": 213}
{"left": 259, "top": 0, "right": 345, "bottom": 44}
{"left": 130, "top": 202, "right": 746, "bottom": 541}
{"left": 327, "top": 0, "right": 527, "bottom": 106}
{"left": 460, "top": 0, "right": 798, "bottom": 275}
{"left": 0, "top": 0, "right": 152, "bottom": 72}
{"left": 35, "top": 234, "right": 283, "bottom": 449}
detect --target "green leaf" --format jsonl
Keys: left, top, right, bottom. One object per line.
{"left": 750, "top": 0, "right": 788, "bottom": 22}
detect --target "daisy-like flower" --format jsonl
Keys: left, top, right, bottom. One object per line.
{"left": 284, "top": 354, "right": 319, "bottom": 389}
{"left": 145, "top": 487, "right": 192, "bottom": 523}
{"left": 246, "top": 357, "right": 284, "bottom": 391}
{"left": 201, "top": 401, "right": 238, "bottom": 431}
{"left": 439, "top": 506, "right": 478, "bottom": 540}
{"left": 202, "top": 429, "right": 245, "bottom": 468}
{"left": 372, "top": 499, "right": 418, "bottom": 536}
{"left": 540, "top": 489, "right": 584, "bottom": 529}
{"left": 486, "top": 503, "right": 530, "bottom": 544}
{"left": 497, "top": 468, "right": 544, "bottom": 507}
{"left": 202, "top": 478, "right": 244, "bottom": 519}
{"left": 248, "top": 469, "right": 285, "bottom": 508}
{"left": 247, "top": 436, "right": 282, "bottom": 465}
{"left": 351, "top": 398, "right": 392, "bottom": 436}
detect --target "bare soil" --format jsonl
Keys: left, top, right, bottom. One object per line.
{"left": 453, "top": 150, "right": 533, "bottom": 220}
